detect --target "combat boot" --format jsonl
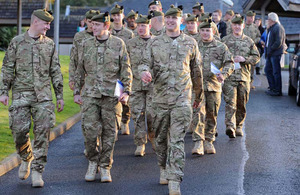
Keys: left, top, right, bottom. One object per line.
{"left": 85, "top": 161, "right": 98, "bottom": 182}
{"left": 204, "top": 140, "right": 216, "bottom": 154}
{"left": 18, "top": 159, "right": 32, "bottom": 180}
{"left": 31, "top": 170, "right": 44, "bottom": 188}
{"left": 135, "top": 144, "right": 145, "bottom": 156}
{"left": 168, "top": 180, "right": 181, "bottom": 195}
{"left": 226, "top": 129, "right": 236, "bottom": 138}
{"left": 192, "top": 140, "right": 204, "bottom": 155}
{"left": 236, "top": 127, "right": 244, "bottom": 136}
{"left": 100, "top": 168, "right": 112, "bottom": 183}
{"left": 160, "top": 167, "right": 168, "bottom": 185}
{"left": 121, "top": 122, "right": 130, "bottom": 135}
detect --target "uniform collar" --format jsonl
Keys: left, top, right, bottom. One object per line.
{"left": 24, "top": 31, "right": 44, "bottom": 44}
{"left": 94, "top": 33, "right": 112, "bottom": 47}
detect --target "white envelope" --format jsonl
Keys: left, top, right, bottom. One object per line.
{"left": 211, "top": 62, "right": 221, "bottom": 74}
{"left": 234, "top": 62, "right": 241, "bottom": 70}
{"left": 114, "top": 79, "right": 124, "bottom": 98}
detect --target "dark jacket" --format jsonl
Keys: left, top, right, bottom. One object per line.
{"left": 216, "top": 20, "right": 227, "bottom": 39}
{"left": 265, "top": 22, "right": 286, "bottom": 57}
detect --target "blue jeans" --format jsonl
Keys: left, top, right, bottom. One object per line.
{"left": 265, "top": 55, "right": 282, "bottom": 93}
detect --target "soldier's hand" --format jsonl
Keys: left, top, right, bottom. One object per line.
{"left": 193, "top": 101, "right": 201, "bottom": 109}
{"left": 56, "top": 100, "right": 64, "bottom": 112}
{"left": 69, "top": 81, "right": 75, "bottom": 91}
{"left": 74, "top": 95, "right": 82, "bottom": 105}
{"left": 141, "top": 71, "right": 152, "bottom": 84}
{"left": 0, "top": 95, "right": 9, "bottom": 106}
{"left": 119, "top": 93, "right": 129, "bottom": 105}
{"left": 234, "top": 56, "right": 245, "bottom": 63}
{"left": 216, "top": 73, "right": 224, "bottom": 83}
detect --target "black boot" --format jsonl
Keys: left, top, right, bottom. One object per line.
{"left": 256, "top": 67, "right": 260, "bottom": 75}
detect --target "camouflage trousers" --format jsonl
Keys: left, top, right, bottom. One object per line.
{"left": 153, "top": 102, "right": 192, "bottom": 182}
{"left": 121, "top": 104, "right": 131, "bottom": 124}
{"left": 189, "top": 93, "right": 206, "bottom": 135}
{"left": 81, "top": 96, "right": 122, "bottom": 169}
{"left": 192, "top": 91, "right": 221, "bottom": 142}
{"left": 129, "top": 90, "right": 155, "bottom": 146}
{"left": 222, "top": 80, "right": 250, "bottom": 132}
{"left": 9, "top": 91, "right": 55, "bottom": 173}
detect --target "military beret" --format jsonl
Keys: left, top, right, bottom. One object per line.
{"left": 126, "top": 10, "right": 138, "bottom": 19}
{"left": 91, "top": 12, "right": 110, "bottom": 23}
{"left": 185, "top": 14, "right": 199, "bottom": 22}
{"left": 192, "top": 2, "right": 204, "bottom": 11}
{"left": 226, "top": 10, "right": 234, "bottom": 16}
{"left": 149, "top": 10, "right": 164, "bottom": 17}
{"left": 33, "top": 9, "right": 54, "bottom": 22}
{"left": 136, "top": 14, "right": 152, "bottom": 24}
{"left": 165, "top": 4, "right": 182, "bottom": 17}
{"left": 199, "top": 19, "right": 213, "bottom": 29}
{"left": 199, "top": 12, "right": 212, "bottom": 22}
{"left": 110, "top": 4, "right": 124, "bottom": 15}
{"left": 246, "top": 11, "right": 256, "bottom": 16}
{"left": 85, "top": 10, "right": 101, "bottom": 19}
{"left": 148, "top": 0, "right": 162, "bottom": 8}
{"left": 231, "top": 15, "right": 244, "bottom": 24}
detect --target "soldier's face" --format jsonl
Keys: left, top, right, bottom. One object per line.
{"left": 200, "top": 28, "right": 213, "bottom": 41}
{"left": 232, "top": 23, "right": 244, "bottom": 36}
{"left": 34, "top": 18, "right": 51, "bottom": 36}
{"left": 92, "top": 21, "right": 107, "bottom": 36}
{"left": 112, "top": 13, "right": 123, "bottom": 24}
{"left": 137, "top": 23, "right": 150, "bottom": 37}
{"left": 127, "top": 17, "right": 136, "bottom": 27}
{"left": 165, "top": 16, "right": 181, "bottom": 32}
{"left": 192, "top": 9, "right": 202, "bottom": 16}
{"left": 246, "top": 16, "right": 254, "bottom": 24}
{"left": 85, "top": 19, "right": 93, "bottom": 32}
{"left": 186, "top": 21, "right": 198, "bottom": 33}
{"left": 149, "top": 5, "right": 161, "bottom": 11}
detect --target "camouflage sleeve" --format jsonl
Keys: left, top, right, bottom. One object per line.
{"left": 120, "top": 41, "right": 133, "bottom": 93}
{"left": 245, "top": 41, "right": 260, "bottom": 66}
{"left": 190, "top": 44, "right": 204, "bottom": 103}
{"left": 50, "top": 46, "right": 64, "bottom": 100}
{"left": 255, "top": 28, "right": 261, "bottom": 44}
{"left": 221, "top": 45, "right": 234, "bottom": 80}
{"left": 138, "top": 40, "right": 154, "bottom": 74}
{"left": 0, "top": 40, "right": 16, "bottom": 96}
{"left": 73, "top": 43, "right": 86, "bottom": 96}
{"left": 69, "top": 40, "right": 78, "bottom": 83}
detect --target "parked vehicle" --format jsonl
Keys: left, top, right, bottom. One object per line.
{"left": 288, "top": 50, "right": 300, "bottom": 106}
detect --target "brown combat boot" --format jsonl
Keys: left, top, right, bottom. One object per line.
{"left": 168, "top": 180, "right": 181, "bottom": 195}
{"left": 135, "top": 144, "right": 145, "bottom": 156}
{"left": 100, "top": 168, "right": 112, "bottom": 183}
{"left": 18, "top": 159, "right": 32, "bottom": 180}
{"left": 160, "top": 167, "right": 168, "bottom": 185}
{"left": 204, "top": 140, "right": 216, "bottom": 154}
{"left": 31, "top": 170, "right": 44, "bottom": 188}
{"left": 121, "top": 122, "right": 130, "bottom": 135}
{"left": 192, "top": 140, "right": 204, "bottom": 155}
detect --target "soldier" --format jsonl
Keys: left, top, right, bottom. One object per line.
{"left": 140, "top": 5, "right": 204, "bottom": 195}
{"left": 198, "top": 13, "right": 220, "bottom": 40}
{"left": 73, "top": 12, "right": 132, "bottom": 182}
{"left": 191, "top": 19, "right": 234, "bottom": 155}
{"left": 126, "top": 10, "right": 138, "bottom": 36}
{"left": 148, "top": 0, "right": 163, "bottom": 12}
{"left": 223, "top": 10, "right": 234, "bottom": 35}
{"left": 0, "top": 9, "right": 64, "bottom": 187}
{"left": 110, "top": 4, "right": 134, "bottom": 135}
{"left": 149, "top": 10, "right": 165, "bottom": 36}
{"left": 222, "top": 15, "right": 260, "bottom": 138}
{"left": 184, "top": 14, "right": 199, "bottom": 39}
{"left": 243, "top": 11, "right": 261, "bottom": 89}
{"left": 127, "top": 14, "right": 155, "bottom": 156}
{"left": 192, "top": 2, "right": 204, "bottom": 16}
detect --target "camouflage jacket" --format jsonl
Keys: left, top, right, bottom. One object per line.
{"left": 222, "top": 33, "right": 260, "bottom": 82}
{"left": 69, "top": 30, "right": 93, "bottom": 83}
{"left": 127, "top": 36, "right": 154, "bottom": 92}
{"left": 139, "top": 33, "right": 204, "bottom": 105}
{"left": 111, "top": 26, "right": 134, "bottom": 44}
{"left": 243, "top": 23, "right": 261, "bottom": 44}
{"left": 74, "top": 34, "right": 132, "bottom": 98}
{"left": 225, "top": 20, "right": 232, "bottom": 35}
{"left": 126, "top": 27, "right": 138, "bottom": 37}
{"left": 0, "top": 31, "right": 63, "bottom": 101}
{"left": 150, "top": 26, "right": 166, "bottom": 36}
{"left": 197, "top": 38, "right": 234, "bottom": 92}
{"left": 185, "top": 32, "right": 221, "bottom": 42}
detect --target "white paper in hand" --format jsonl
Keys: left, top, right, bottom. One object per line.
{"left": 211, "top": 62, "right": 221, "bottom": 75}
{"left": 234, "top": 62, "right": 241, "bottom": 70}
{"left": 114, "top": 79, "right": 124, "bottom": 98}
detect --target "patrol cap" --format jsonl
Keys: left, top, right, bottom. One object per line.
{"left": 91, "top": 12, "right": 110, "bottom": 23}
{"left": 135, "top": 14, "right": 152, "bottom": 24}
{"left": 185, "top": 14, "right": 199, "bottom": 22}
{"left": 192, "top": 2, "right": 204, "bottom": 11}
{"left": 149, "top": 10, "right": 164, "bottom": 17}
{"left": 148, "top": 0, "right": 162, "bottom": 8}
{"left": 33, "top": 9, "right": 54, "bottom": 22}
{"left": 231, "top": 15, "right": 244, "bottom": 24}
{"left": 226, "top": 10, "right": 234, "bottom": 16}
{"left": 199, "top": 19, "right": 213, "bottom": 29}
{"left": 110, "top": 4, "right": 124, "bottom": 15}
{"left": 165, "top": 4, "right": 183, "bottom": 17}
{"left": 85, "top": 10, "right": 101, "bottom": 19}
{"left": 199, "top": 13, "right": 212, "bottom": 22}
{"left": 126, "top": 10, "right": 138, "bottom": 19}
{"left": 246, "top": 10, "right": 256, "bottom": 16}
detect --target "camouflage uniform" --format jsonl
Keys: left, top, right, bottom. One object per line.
{"left": 74, "top": 34, "right": 132, "bottom": 168}
{"left": 127, "top": 36, "right": 155, "bottom": 146}
{"left": 221, "top": 33, "right": 260, "bottom": 134}
{"left": 139, "top": 33, "right": 204, "bottom": 181}
{"left": 150, "top": 26, "right": 166, "bottom": 36}
{"left": 0, "top": 31, "right": 63, "bottom": 173}
{"left": 225, "top": 20, "right": 232, "bottom": 35}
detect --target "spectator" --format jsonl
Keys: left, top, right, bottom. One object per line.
{"left": 254, "top": 18, "right": 265, "bottom": 74}
{"left": 77, "top": 19, "right": 86, "bottom": 32}
{"left": 265, "top": 12, "right": 286, "bottom": 96}
{"left": 212, "top": 9, "right": 227, "bottom": 39}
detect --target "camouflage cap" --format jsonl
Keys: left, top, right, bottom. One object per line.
{"left": 192, "top": 2, "right": 204, "bottom": 11}
{"left": 85, "top": 10, "right": 101, "bottom": 19}
{"left": 199, "top": 12, "right": 212, "bottom": 22}
{"left": 199, "top": 18, "right": 212, "bottom": 28}
{"left": 136, "top": 14, "right": 151, "bottom": 24}
{"left": 33, "top": 9, "right": 54, "bottom": 22}
{"left": 165, "top": 4, "right": 182, "bottom": 17}
{"left": 148, "top": 0, "right": 162, "bottom": 8}
{"left": 110, "top": 4, "right": 124, "bottom": 15}
{"left": 246, "top": 10, "right": 256, "bottom": 16}
{"left": 226, "top": 10, "right": 234, "bottom": 16}
{"left": 126, "top": 10, "right": 138, "bottom": 19}
{"left": 185, "top": 14, "right": 199, "bottom": 22}
{"left": 91, "top": 12, "right": 110, "bottom": 23}
{"left": 149, "top": 10, "right": 164, "bottom": 17}
{"left": 231, "top": 15, "right": 244, "bottom": 24}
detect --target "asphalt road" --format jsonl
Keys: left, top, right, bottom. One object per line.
{"left": 0, "top": 71, "right": 299, "bottom": 195}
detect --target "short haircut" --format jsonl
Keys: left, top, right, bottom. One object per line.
{"left": 213, "top": 9, "right": 222, "bottom": 16}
